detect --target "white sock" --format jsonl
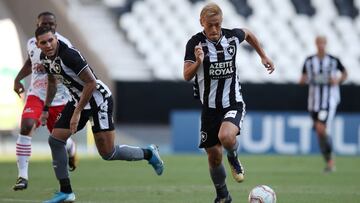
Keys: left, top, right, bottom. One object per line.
{"left": 65, "top": 137, "right": 76, "bottom": 157}
{"left": 16, "top": 134, "right": 32, "bottom": 180}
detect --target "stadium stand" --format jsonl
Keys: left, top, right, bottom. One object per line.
{"left": 228, "top": 0, "right": 253, "bottom": 18}
{"left": 291, "top": 0, "right": 316, "bottom": 16}
{"left": 334, "top": 0, "right": 359, "bottom": 18}
{"left": 103, "top": 0, "right": 140, "bottom": 17}
{"left": 4, "top": 0, "right": 360, "bottom": 83}
{"left": 107, "top": 0, "right": 360, "bottom": 84}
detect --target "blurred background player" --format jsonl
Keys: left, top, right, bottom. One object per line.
{"left": 183, "top": 3, "right": 274, "bottom": 203}
{"left": 35, "top": 26, "right": 164, "bottom": 203}
{"left": 12, "top": 11, "right": 77, "bottom": 191}
{"left": 299, "top": 35, "right": 348, "bottom": 173}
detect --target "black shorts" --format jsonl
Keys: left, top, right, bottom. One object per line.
{"left": 199, "top": 102, "right": 246, "bottom": 148}
{"left": 54, "top": 97, "right": 115, "bottom": 133}
{"left": 311, "top": 111, "right": 328, "bottom": 124}
{"left": 310, "top": 105, "right": 337, "bottom": 125}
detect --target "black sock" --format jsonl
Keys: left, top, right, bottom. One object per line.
{"left": 216, "top": 184, "right": 229, "bottom": 198}
{"left": 142, "top": 149, "right": 152, "bottom": 160}
{"left": 210, "top": 164, "right": 228, "bottom": 198}
{"left": 318, "top": 135, "right": 332, "bottom": 162}
{"left": 102, "top": 145, "right": 146, "bottom": 161}
{"left": 59, "top": 178, "right": 72, "bottom": 194}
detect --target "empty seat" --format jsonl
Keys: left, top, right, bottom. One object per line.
{"left": 269, "top": 0, "right": 296, "bottom": 20}
{"left": 312, "top": 0, "right": 338, "bottom": 20}
{"left": 291, "top": 0, "right": 316, "bottom": 16}
{"left": 228, "top": 0, "right": 253, "bottom": 18}
{"left": 334, "top": 0, "right": 359, "bottom": 18}
{"left": 247, "top": 0, "right": 273, "bottom": 20}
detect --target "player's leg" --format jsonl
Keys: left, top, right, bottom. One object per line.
{"left": 206, "top": 144, "right": 232, "bottom": 203}
{"left": 44, "top": 102, "right": 77, "bottom": 202}
{"left": 93, "top": 129, "right": 164, "bottom": 175}
{"left": 219, "top": 121, "right": 244, "bottom": 183}
{"left": 199, "top": 109, "right": 231, "bottom": 202}
{"left": 44, "top": 129, "right": 75, "bottom": 203}
{"left": 315, "top": 109, "right": 336, "bottom": 172}
{"left": 49, "top": 127, "right": 75, "bottom": 202}
{"left": 219, "top": 107, "right": 245, "bottom": 183}
{"left": 13, "top": 119, "right": 36, "bottom": 191}
{"left": 65, "top": 138, "right": 77, "bottom": 171}
{"left": 92, "top": 97, "right": 163, "bottom": 175}
{"left": 48, "top": 105, "right": 77, "bottom": 171}
{"left": 13, "top": 95, "right": 42, "bottom": 191}
{"left": 315, "top": 121, "right": 334, "bottom": 172}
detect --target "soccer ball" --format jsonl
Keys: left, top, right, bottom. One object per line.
{"left": 248, "top": 185, "right": 276, "bottom": 203}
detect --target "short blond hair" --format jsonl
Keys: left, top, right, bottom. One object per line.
{"left": 200, "top": 3, "right": 223, "bottom": 20}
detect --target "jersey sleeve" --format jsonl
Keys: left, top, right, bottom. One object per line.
{"left": 26, "top": 38, "right": 36, "bottom": 57}
{"left": 336, "top": 58, "right": 346, "bottom": 72}
{"left": 302, "top": 57, "right": 311, "bottom": 74}
{"left": 302, "top": 61, "right": 307, "bottom": 74}
{"left": 184, "top": 37, "right": 199, "bottom": 63}
{"left": 56, "top": 33, "right": 73, "bottom": 48}
{"left": 40, "top": 53, "right": 52, "bottom": 74}
{"left": 233, "top": 28, "right": 245, "bottom": 43}
{"left": 61, "top": 48, "right": 89, "bottom": 76}
{"left": 60, "top": 37, "right": 72, "bottom": 48}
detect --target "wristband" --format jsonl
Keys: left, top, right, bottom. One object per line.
{"left": 43, "top": 105, "right": 49, "bottom": 111}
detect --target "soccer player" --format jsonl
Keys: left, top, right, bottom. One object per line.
{"left": 183, "top": 3, "right": 274, "bottom": 202}
{"left": 299, "top": 35, "right": 347, "bottom": 172}
{"left": 35, "top": 26, "right": 164, "bottom": 203}
{"left": 12, "top": 12, "right": 77, "bottom": 191}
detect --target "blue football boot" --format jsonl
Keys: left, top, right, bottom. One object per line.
{"left": 43, "top": 191, "right": 76, "bottom": 203}
{"left": 147, "top": 144, "right": 164, "bottom": 175}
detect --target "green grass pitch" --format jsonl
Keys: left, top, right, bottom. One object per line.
{"left": 0, "top": 155, "right": 359, "bottom": 202}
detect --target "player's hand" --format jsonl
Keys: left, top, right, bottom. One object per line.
{"left": 40, "top": 111, "right": 49, "bottom": 126}
{"left": 13, "top": 80, "right": 25, "bottom": 98}
{"left": 194, "top": 42, "right": 204, "bottom": 63}
{"left": 329, "top": 77, "right": 340, "bottom": 85}
{"left": 70, "top": 110, "right": 81, "bottom": 135}
{"left": 262, "top": 57, "right": 275, "bottom": 74}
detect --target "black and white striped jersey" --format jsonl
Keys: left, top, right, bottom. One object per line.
{"left": 184, "top": 28, "right": 245, "bottom": 109}
{"left": 40, "top": 40, "right": 111, "bottom": 109}
{"left": 302, "top": 54, "right": 346, "bottom": 112}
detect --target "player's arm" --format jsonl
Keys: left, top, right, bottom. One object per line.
{"left": 330, "top": 59, "right": 348, "bottom": 85}
{"left": 330, "top": 70, "right": 347, "bottom": 85}
{"left": 299, "top": 73, "right": 308, "bottom": 85}
{"left": 41, "top": 74, "right": 57, "bottom": 126}
{"left": 243, "top": 28, "right": 274, "bottom": 74}
{"left": 44, "top": 74, "right": 57, "bottom": 107}
{"left": 184, "top": 42, "right": 204, "bottom": 81}
{"left": 13, "top": 57, "right": 32, "bottom": 96}
{"left": 75, "top": 67, "right": 97, "bottom": 113}
{"left": 338, "top": 69, "right": 347, "bottom": 84}
{"left": 299, "top": 60, "right": 309, "bottom": 85}
{"left": 69, "top": 67, "right": 96, "bottom": 134}
{"left": 184, "top": 60, "right": 202, "bottom": 81}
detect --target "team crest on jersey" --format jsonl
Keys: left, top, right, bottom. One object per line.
{"left": 49, "top": 59, "right": 62, "bottom": 74}
{"left": 200, "top": 131, "right": 208, "bottom": 142}
{"left": 226, "top": 45, "right": 236, "bottom": 57}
